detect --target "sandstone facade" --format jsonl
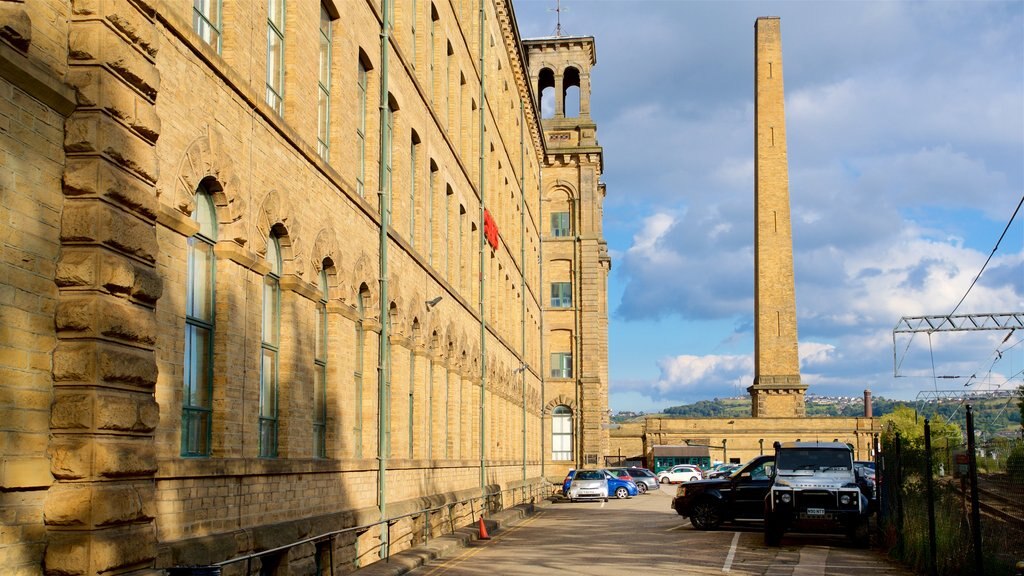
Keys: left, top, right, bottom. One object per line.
{"left": 1, "top": 1, "right": 600, "bottom": 574}
{"left": 523, "top": 35, "right": 610, "bottom": 482}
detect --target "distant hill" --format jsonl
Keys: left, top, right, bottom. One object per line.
{"left": 647, "top": 392, "right": 1023, "bottom": 437}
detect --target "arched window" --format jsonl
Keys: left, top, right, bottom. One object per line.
{"left": 353, "top": 284, "right": 369, "bottom": 459}
{"left": 260, "top": 234, "right": 282, "bottom": 457}
{"left": 563, "top": 66, "right": 581, "bottom": 118}
{"left": 356, "top": 55, "right": 370, "bottom": 197}
{"left": 182, "top": 186, "right": 217, "bottom": 457}
{"left": 552, "top": 405, "right": 573, "bottom": 461}
{"left": 538, "top": 67, "right": 555, "bottom": 119}
{"left": 313, "top": 267, "right": 328, "bottom": 458}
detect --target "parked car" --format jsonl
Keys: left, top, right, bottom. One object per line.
{"left": 604, "top": 467, "right": 633, "bottom": 481}
{"left": 671, "top": 455, "right": 775, "bottom": 529}
{"left": 603, "top": 470, "right": 639, "bottom": 499}
{"left": 566, "top": 469, "right": 609, "bottom": 502}
{"left": 764, "top": 441, "right": 872, "bottom": 547}
{"left": 658, "top": 464, "right": 703, "bottom": 483}
{"left": 561, "top": 469, "right": 576, "bottom": 496}
{"left": 706, "top": 464, "right": 742, "bottom": 479}
{"left": 622, "top": 467, "right": 660, "bottom": 494}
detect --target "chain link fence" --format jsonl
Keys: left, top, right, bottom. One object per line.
{"left": 879, "top": 405, "right": 1024, "bottom": 575}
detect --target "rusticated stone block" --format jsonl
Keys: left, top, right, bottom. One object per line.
{"left": 54, "top": 249, "right": 97, "bottom": 288}
{"left": 63, "top": 158, "right": 159, "bottom": 219}
{"left": 45, "top": 482, "right": 155, "bottom": 528}
{"left": 56, "top": 248, "right": 163, "bottom": 304}
{"left": 95, "top": 438, "right": 157, "bottom": 477}
{"left": 99, "top": 251, "right": 135, "bottom": 296}
{"left": 95, "top": 392, "right": 158, "bottom": 433}
{"left": 50, "top": 437, "right": 90, "bottom": 480}
{"left": 46, "top": 523, "right": 157, "bottom": 575}
{"left": 50, "top": 392, "right": 93, "bottom": 430}
{"left": 0, "top": 5, "right": 31, "bottom": 53}
{"left": 98, "top": 343, "right": 157, "bottom": 388}
{"left": 44, "top": 484, "right": 91, "bottom": 526}
{"left": 54, "top": 340, "right": 157, "bottom": 388}
{"left": 65, "top": 69, "right": 161, "bottom": 144}
{"left": 53, "top": 341, "right": 97, "bottom": 383}
{"left": 55, "top": 296, "right": 157, "bottom": 346}
{"left": 61, "top": 200, "right": 157, "bottom": 261}
{"left": 131, "top": 265, "right": 162, "bottom": 304}
{"left": 68, "top": 20, "right": 158, "bottom": 100}
{"left": 65, "top": 112, "right": 158, "bottom": 183}
{"left": 72, "top": 0, "right": 158, "bottom": 57}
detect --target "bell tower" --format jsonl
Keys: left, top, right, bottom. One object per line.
{"left": 523, "top": 35, "right": 611, "bottom": 470}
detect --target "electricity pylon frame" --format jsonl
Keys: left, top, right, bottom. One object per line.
{"left": 892, "top": 312, "right": 1023, "bottom": 377}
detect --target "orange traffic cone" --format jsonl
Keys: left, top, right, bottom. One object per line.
{"left": 477, "top": 516, "right": 490, "bottom": 540}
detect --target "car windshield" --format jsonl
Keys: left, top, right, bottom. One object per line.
{"left": 628, "top": 469, "right": 653, "bottom": 477}
{"left": 575, "top": 471, "right": 604, "bottom": 480}
{"left": 777, "top": 448, "right": 852, "bottom": 471}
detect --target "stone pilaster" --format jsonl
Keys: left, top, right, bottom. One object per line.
{"left": 48, "top": 2, "right": 162, "bottom": 574}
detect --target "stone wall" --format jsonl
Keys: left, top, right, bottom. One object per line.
{"left": 610, "top": 416, "right": 881, "bottom": 467}
{"left": 1, "top": 0, "right": 558, "bottom": 574}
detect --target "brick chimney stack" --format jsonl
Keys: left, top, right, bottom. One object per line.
{"left": 864, "top": 390, "right": 873, "bottom": 418}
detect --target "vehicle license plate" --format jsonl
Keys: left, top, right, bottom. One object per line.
{"left": 807, "top": 508, "right": 825, "bottom": 516}
{"left": 580, "top": 490, "right": 597, "bottom": 495}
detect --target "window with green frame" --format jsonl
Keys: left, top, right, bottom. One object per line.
{"left": 313, "top": 268, "right": 328, "bottom": 458}
{"left": 550, "top": 352, "right": 572, "bottom": 379}
{"left": 551, "top": 405, "right": 573, "bottom": 460}
{"left": 182, "top": 187, "right": 217, "bottom": 457}
{"left": 353, "top": 286, "right": 367, "bottom": 458}
{"left": 193, "top": 0, "right": 222, "bottom": 53}
{"left": 316, "top": 4, "right": 332, "bottom": 160}
{"left": 260, "top": 235, "right": 282, "bottom": 457}
{"left": 266, "top": 0, "right": 285, "bottom": 115}
{"left": 550, "top": 281, "right": 572, "bottom": 308}
{"left": 356, "top": 60, "right": 368, "bottom": 197}
{"left": 551, "top": 211, "right": 570, "bottom": 237}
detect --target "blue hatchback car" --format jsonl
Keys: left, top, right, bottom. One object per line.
{"left": 561, "top": 469, "right": 638, "bottom": 499}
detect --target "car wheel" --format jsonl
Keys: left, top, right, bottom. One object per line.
{"left": 658, "top": 476, "right": 667, "bottom": 484}
{"left": 689, "top": 498, "right": 723, "bottom": 530}
{"left": 764, "top": 515, "right": 782, "bottom": 546}
{"left": 636, "top": 483, "right": 648, "bottom": 495}
{"left": 849, "top": 516, "right": 870, "bottom": 548}
{"left": 615, "top": 486, "right": 629, "bottom": 499}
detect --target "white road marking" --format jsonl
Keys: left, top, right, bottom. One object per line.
{"left": 722, "top": 531, "right": 740, "bottom": 573}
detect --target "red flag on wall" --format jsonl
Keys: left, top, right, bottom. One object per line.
{"left": 483, "top": 209, "right": 499, "bottom": 251}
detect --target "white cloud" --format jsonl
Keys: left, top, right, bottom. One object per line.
{"left": 513, "top": 0, "right": 1024, "bottom": 410}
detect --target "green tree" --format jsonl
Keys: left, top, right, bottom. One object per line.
{"left": 1018, "top": 385, "right": 1024, "bottom": 430}
{"left": 881, "top": 405, "right": 962, "bottom": 449}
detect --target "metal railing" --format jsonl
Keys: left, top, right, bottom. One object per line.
{"left": 171, "top": 485, "right": 544, "bottom": 575}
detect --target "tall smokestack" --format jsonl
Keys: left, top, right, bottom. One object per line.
{"left": 864, "top": 390, "right": 873, "bottom": 418}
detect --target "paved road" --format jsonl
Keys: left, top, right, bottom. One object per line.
{"left": 406, "top": 487, "right": 915, "bottom": 576}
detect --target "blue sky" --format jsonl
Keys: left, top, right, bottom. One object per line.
{"left": 511, "top": 1, "right": 1024, "bottom": 412}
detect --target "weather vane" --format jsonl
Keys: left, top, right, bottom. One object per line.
{"left": 550, "top": 0, "right": 568, "bottom": 37}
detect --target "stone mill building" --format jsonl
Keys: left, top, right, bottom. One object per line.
{"left": 0, "top": 1, "right": 610, "bottom": 574}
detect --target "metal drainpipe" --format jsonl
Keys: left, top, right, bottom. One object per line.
{"left": 519, "top": 98, "right": 526, "bottom": 482}
{"left": 376, "top": 0, "right": 392, "bottom": 560}
{"left": 575, "top": 232, "right": 582, "bottom": 470}
{"left": 477, "top": 0, "right": 487, "bottom": 493}
{"left": 538, "top": 158, "right": 545, "bottom": 479}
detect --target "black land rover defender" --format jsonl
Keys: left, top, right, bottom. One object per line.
{"left": 764, "top": 441, "right": 872, "bottom": 547}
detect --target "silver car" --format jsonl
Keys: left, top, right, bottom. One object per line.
{"left": 567, "top": 469, "right": 609, "bottom": 502}
{"left": 623, "top": 467, "right": 660, "bottom": 494}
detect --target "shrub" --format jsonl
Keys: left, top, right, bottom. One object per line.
{"left": 1006, "top": 443, "right": 1024, "bottom": 481}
